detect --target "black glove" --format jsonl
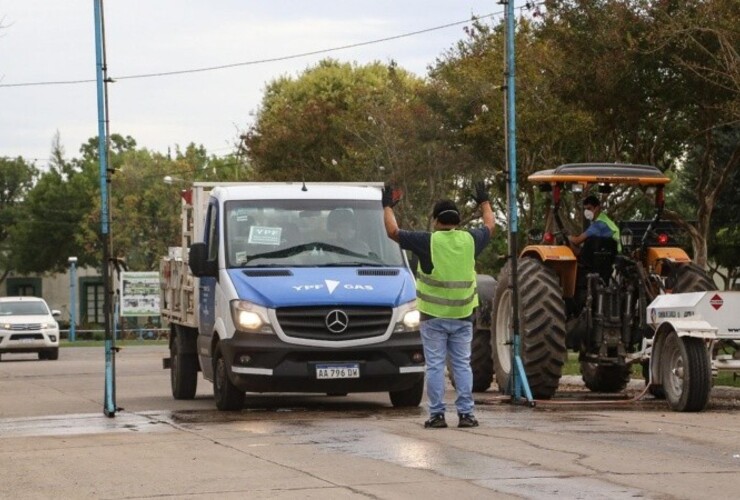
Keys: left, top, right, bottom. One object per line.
{"left": 382, "top": 184, "right": 400, "bottom": 208}
{"left": 472, "top": 181, "right": 490, "bottom": 205}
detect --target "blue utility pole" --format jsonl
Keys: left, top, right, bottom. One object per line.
{"left": 503, "top": 0, "right": 533, "bottom": 405}
{"left": 93, "top": 0, "right": 117, "bottom": 417}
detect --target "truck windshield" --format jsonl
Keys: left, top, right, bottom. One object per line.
{"left": 224, "top": 199, "right": 405, "bottom": 268}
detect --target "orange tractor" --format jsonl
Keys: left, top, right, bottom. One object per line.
{"left": 480, "top": 163, "right": 716, "bottom": 400}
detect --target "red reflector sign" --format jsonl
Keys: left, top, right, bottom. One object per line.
{"left": 710, "top": 294, "right": 723, "bottom": 310}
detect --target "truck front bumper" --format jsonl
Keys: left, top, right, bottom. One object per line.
{"left": 219, "top": 331, "right": 424, "bottom": 393}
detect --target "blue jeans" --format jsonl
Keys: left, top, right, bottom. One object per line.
{"left": 420, "top": 317, "right": 474, "bottom": 416}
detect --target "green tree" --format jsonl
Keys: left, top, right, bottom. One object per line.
{"left": 8, "top": 137, "right": 97, "bottom": 274}
{"left": 0, "top": 156, "right": 38, "bottom": 284}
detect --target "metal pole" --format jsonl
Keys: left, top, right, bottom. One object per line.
{"left": 68, "top": 257, "right": 77, "bottom": 342}
{"left": 93, "top": 0, "right": 117, "bottom": 417}
{"left": 503, "top": 0, "right": 533, "bottom": 405}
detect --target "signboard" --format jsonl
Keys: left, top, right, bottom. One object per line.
{"left": 120, "top": 272, "right": 160, "bottom": 317}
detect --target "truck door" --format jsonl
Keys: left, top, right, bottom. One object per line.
{"left": 198, "top": 200, "right": 218, "bottom": 343}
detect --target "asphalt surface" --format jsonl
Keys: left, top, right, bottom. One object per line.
{"left": 0, "top": 345, "right": 738, "bottom": 499}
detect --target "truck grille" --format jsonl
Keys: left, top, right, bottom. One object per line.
{"left": 275, "top": 306, "right": 392, "bottom": 341}
{"left": 8, "top": 324, "right": 42, "bottom": 331}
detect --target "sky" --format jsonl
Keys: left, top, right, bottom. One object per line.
{"left": 0, "top": 1, "right": 526, "bottom": 165}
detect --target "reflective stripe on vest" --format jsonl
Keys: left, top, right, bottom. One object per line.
{"left": 596, "top": 212, "right": 622, "bottom": 251}
{"left": 416, "top": 230, "right": 478, "bottom": 319}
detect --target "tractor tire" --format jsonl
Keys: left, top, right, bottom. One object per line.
{"left": 491, "top": 258, "right": 566, "bottom": 399}
{"left": 213, "top": 343, "right": 245, "bottom": 411}
{"left": 580, "top": 362, "right": 631, "bottom": 393}
{"left": 170, "top": 326, "right": 198, "bottom": 400}
{"left": 448, "top": 327, "right": 494, "bottom": 392}
{"left": 660, "top": 330, "right": 711, "bottom": 412}
{"left": 671, "top": 263, "right": 717, "bottom": 293}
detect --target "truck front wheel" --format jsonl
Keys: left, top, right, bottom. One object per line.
{"left": 171, "top": 327, "right": 198, "bottom": 400}
{"left": 213, "top": 344, "right": 245, "bottom": 411}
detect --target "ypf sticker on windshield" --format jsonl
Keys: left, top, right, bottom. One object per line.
{"left": 248, "top": 226, "right": 282, "bottom": 246}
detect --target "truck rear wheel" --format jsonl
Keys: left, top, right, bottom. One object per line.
{"left": 661, "top": 330, "right": 711, "bottom": 412}
{"left": 389, "top": 376, "right": 424, "bottom": 407}
{"left": 492, "top": 258, "right": 566, "bottom": 399}
{"left": 171, "top": 327, "right": 198, "bottom": 400}
{"left": 580, "top": 362, "right": 631, "bottom": 393}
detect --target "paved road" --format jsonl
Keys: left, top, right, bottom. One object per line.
{"left": 0, "top": 346, "right": 738, "bottom": 499}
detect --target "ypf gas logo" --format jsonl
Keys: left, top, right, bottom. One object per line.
{"left": 710, "top": 294, "right": 723, "bottom": 310}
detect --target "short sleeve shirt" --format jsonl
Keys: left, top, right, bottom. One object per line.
{"left": 584, "top": 220, "right": 613, "bottom": 239}
{"left": 397, "top": 227, "right": 491, "bottom": 275}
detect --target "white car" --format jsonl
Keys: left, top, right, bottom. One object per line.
{"left": 0, "top": 297, "right": 61, "bottom": 361}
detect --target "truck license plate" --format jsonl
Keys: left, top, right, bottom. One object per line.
{"left": 316, "top": 363, "right": 360, "bottom": 379}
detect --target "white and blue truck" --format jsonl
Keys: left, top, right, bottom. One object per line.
{"left": 160, "top": 182, "right": 425, "bottom": 410}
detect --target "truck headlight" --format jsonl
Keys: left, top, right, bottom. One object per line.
{"left": 394, "top": 300, "right": 420, "bottom": 333}
{"left": 230, "top": 300, "right": 273, "bottom": 334}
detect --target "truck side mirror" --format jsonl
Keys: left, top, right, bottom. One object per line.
{"left": 188, "top": 243, "right": 217, "bottom": 277}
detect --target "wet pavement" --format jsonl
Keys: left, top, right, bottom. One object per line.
{"left": 0, "top": 346, "right": 738, "bottom": 499}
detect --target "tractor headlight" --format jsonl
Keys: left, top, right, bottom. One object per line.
{"left": 394, "top": 300, "right": 420, "bottom": 333}
{"left": 230, "top": 300, "right": 274, "bottom": 334}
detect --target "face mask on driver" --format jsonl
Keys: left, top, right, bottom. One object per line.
{"left": 584, "top": 209, "right": 595, "bottom": 221}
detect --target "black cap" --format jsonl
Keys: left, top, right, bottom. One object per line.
{"left": 432, "top": 199, "right": 461, "bottom": 225}
{"left": 583, "top": 195, "right": 601, "bottom": 207}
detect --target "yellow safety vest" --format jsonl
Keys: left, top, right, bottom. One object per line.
{"left": 416, "top": 230, "right": 478, "bottom": 319}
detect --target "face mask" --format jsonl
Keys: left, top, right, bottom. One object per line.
{"left": 584, "top": 209, "right": 594, "bottom": 221}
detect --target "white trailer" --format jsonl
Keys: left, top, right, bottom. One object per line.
{"left": 645, "top": 291, "right": 740, "bottom": 411}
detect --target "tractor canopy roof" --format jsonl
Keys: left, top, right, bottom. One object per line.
{"left": 528, "top": 163, "right": 670, "bottom": 186}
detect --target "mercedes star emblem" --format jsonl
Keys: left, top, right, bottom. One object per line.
{"left": 325, "top": 309, "right": 349, "bottom": 334}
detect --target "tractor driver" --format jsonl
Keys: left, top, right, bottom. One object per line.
{"left": 567, "top": 195, "right": 621, "bottom": 255}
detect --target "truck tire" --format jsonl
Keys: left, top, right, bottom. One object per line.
{"left": 580, "top": 362, "right": 631, "bottom": 393}
{"left": 389, "top": 376, "right": 424, "bottom": 408}
{"left": 46, "top": 348, "right": 59, "bottom": 361}
{"left": 671, "top": 263, "right": 717, "bottom": 293}
{"left": 492, "top": 258, "right": 566, "bottom": 399}
{"left": 661, "top": 330, "right": 711, "bottom": 412}
{"left": 213, "top": 344, "right": 245, "bottom": 411}
{"left": 171, "top": 327, "right": 198, "bottom": 400}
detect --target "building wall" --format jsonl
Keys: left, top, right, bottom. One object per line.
{"left": 2, "top": 267, "right": 102, "bottom": 322}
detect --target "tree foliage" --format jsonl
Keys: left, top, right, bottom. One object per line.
{"left": 0, "top": 156, "right": 38, "bottom": 284}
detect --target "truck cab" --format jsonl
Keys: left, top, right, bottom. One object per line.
{"left": 162, "top": 182, "right": 425, "bottom": 410}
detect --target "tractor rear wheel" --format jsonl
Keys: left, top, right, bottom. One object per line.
{"left": 671, "top": 263, "right": 717, "bottom": 293}
{"left": 491, "top": 258, "right": 566, "bottom": 399}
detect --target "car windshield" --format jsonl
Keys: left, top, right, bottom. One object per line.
{"left": 224, "top": 199, "right": 404, "bottom": 268}
{"left": 0, "top": 301, "right": 49, "bottom": 316}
